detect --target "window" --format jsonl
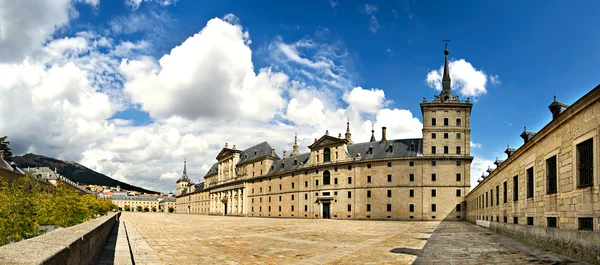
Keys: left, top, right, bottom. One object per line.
{"left": 348, "top": 165, "right": 352, "bottom": 170}
{"left": 431, "top": 118, "right": 436, "bottom": 126}
{"left": 578, "top": 218, "right": 593, "bottom": 231}
{"left": 527, "top": 217, "right": 534, "bottom": 226}
{"left": 431, "top": 189, "right": 436, "bottom": 197}
{"left": 409, "top": 204, "right": 415, "bottom": 212}
{"left": 292, "top": 183, "right": 295, "bottom": 189}
{"left": 334, "top": 178, "right": 338, "bottom": 185}
{"left": 432, "top": 204, "right": 437, "bottom": 212}
{"left": 268, "top": 206, "right": 271, "bottom": 212}
{"left": 444, "top": 118, "right": 448, "bottom": 126}
{"left": 291, "top": 195, "right": 294, "bottom": 201}
{"left": 304, "top": 194, "right": 308, "bottom": 200}
{"left": 367, "top": 164, "right": 372, "bottom": 168}
{"left": 527, "top": 167, "right": 534, "bottom": 198}
{"left": 387, "top": 204, "right": 392, "bottom": 212}
{"left": 367, "top": 190, "right": 371, "bottom": 198}
{"left": 269, "top": 197, "right": 271, "bottom": 202}
{"left": 367, "top": 175, "right": 371, "bottom": 183}
{"left": 252, "top": 188, "right": 255, "bottom": 194}
{"left": 366, "top": 204, "right": 371, "bottom": 212}
{"left": 547, "top": 217, "right": 557, "bottom": 228}
{"left": 279, "top": 184, "right": 282, "bottom": 190}
{"left": 409, "top": 174, "right": 415, "bottom": 181}
{"left": 444, "top": 133, "right": 448, "bottom": 139}
{"left": 304, "top": 205, "right": 308, "bottom": 211}
{"left": 577, "top": 139, "right": 594, "bottom": 188}
{"left": 304, "top": 181, "right": 308, "bottom": 187}
{"left": 457, "top": 133, "right": 461, "bottom": 139}
{"left": 348, "top": 177, "right": 352, "bottom": 184}
{"left": 504, "top": 216, "right": 507, "bottom": 223}
{"left": 387, "top": 162, "right": 392, "bottom": 167}
{"left": 456, "top": 189, "right": 461, "bottom": 197}
{"left": 503, "top": 181, "right": 508, "bottom": 203}
{"left": 431, "top": 174, "right": 436, "bottom": 181}
{"left": 496, "top": 185, "right": 499, "bottom": 205}
{"left": 291, "top": 205, "right": 294, "bottom": 212}
{"left": 514, "top": 216, "right": 518, "bottom": 224}
{"left": 513, "top": 176, "right": 519, "bottom": 201}
{"left": 431, "top": 146, "right": 436, "bottom": 154}
{"left": 546, "top": 156, "right": 558, "bottom": 194}
{"left": 432, "top": 133, "right": 436, "bottom": 139}
{"left": 387, "top": 174, "right": 392, "bottom": 182}
{"left": 456, "top": 161, "right": 461, "bottom": 166}
{"left": 323, "top": 170, "right": 331, "bottom": 185}
{"left": 260, "top": 187, "right": 263, "bottom": 193}
{"left": 348, "top": 191, "right": 352, "bottom": 198}
{"left": 409, "top": 161, "right": 414, "bottom": 167}
{"left": 444, "top": 146, "right": 448, "bottom": 154}
{"left": 456, "top": 118, "right": 461, "bottom": 126}
{"left": 279, "top": 196, "right": 282, "bottom": 201}
{"left": 491, "top": 189, "right": 494, "bottom": 206}
{"left": 345, "top": 204, "right": 351, "bottom": 211}
{"left": 456, "top": 146, "right": 461, "bottom": 154}
{"left": 485, "top": 192, "right": 488, "bottom": 207}
{"left": 456, "top": 204, "right": 461, "bottom": 212}
{"left": 431, "top": 161, "right": 436, "bottom": 166}
{"left": 387, "top": 190, "right": 392, "bottom": 197}
{"left": 409, "top": 189, "right": 414, "bottom": 197}
{"left": 315, "top": 180, "right": 319, "bottom": 186}
{"left": 334, "top": 167, "right": 338, "bottom": 172}
{"left": 456, "top": 173, "right": 461, "bottom": 181}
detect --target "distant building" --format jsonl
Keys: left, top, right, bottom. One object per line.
{"left": 110, "top": 195, "right": 159, "bottom": 212}
{"left": 0, "top": 152, "right": 26, "bottom": 182}
{"left": 159, "top": 197, "right": 176, "bottom": 212}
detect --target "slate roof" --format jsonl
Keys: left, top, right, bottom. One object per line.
{"left": 204, "top": 163, "right": 218, "bottom": 177}
{"left": 237, "top": 141, "right": 279, "bottom": 165}
{"left": 110, "top": 195, "right": 158, "bottom": 201}
{"left": 0, "top": 157, "right": 25, "bottom": 175}
{"left": 265, "top": 138, "right": 423, "bottom": 176}
{"left": 160, "top": 197, "right": 176, "bottom": 202}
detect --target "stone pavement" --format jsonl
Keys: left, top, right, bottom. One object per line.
{"left": 95, "top": 220, "right": 133, "bottom": 265}
{"left": 110, "top": 212, "right": 583, "bottom": 265}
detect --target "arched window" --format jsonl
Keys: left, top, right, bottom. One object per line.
{"left": 324, "top": 148, "right": 331, "bottom": 162}
{"left": 323, "top": 170, "right": 331, "bottom": 185}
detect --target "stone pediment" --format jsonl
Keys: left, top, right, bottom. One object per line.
{"left": 216, "top": 148, "right": 241, "bottom": 161}
{"left": 308, "top": 135, "right": 348, "bottom": 150}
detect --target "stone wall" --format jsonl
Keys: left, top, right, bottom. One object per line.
{"left": 0, "top": 212, "right": 120, "bottom": 265}
{"left": 482, "top": 221, "right": 600, "bottom": 264}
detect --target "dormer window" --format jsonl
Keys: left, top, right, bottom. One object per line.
{"left": 293, "top": 159, "right": 298, "bottom": 166}
{"left": 254, "top": 150, "right": 257, "bottom": 155}
{"left": 368, "top": 145, "right": 373, "bottom": 154}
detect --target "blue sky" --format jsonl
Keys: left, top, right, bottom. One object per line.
{"left": 1, "top": 0, "right": 599, "bottom": 192}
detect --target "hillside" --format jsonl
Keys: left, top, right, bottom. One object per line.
{"left": 12, "top": 153, "right": 159, "bottom": 194}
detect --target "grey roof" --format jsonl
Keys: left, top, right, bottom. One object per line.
{"left": 237, "top": 141, "right": 279, "bottom": 165}
{"left": 0, "top": 157, "right": 25, "bottom": 175}
{"left": 110, "top": 195, "right": 158, "bottom": 201}
{"left": 265, "top": 153, "right": 310, "bottom": 176}
{"left": 347, "top": 138, "right": 423, "bottom": 160}
{"left": 179, "top": 182, "right": 205, "bottom": 196}
{"left": 204, "top": 163, "right": 218, "bottom": 177}
{"left": 160, "top": 197, "right": 176, "bottom": 202}
{"left": 265, "top": 138, "right": 422, "bottom": 176}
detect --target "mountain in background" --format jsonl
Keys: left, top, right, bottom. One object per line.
{"left": 12, "top": 153, "right": 159, "bottom": 194}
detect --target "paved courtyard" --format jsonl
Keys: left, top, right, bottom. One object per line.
{"left": 117, "top": 212, "right": 583, "bottom": 265}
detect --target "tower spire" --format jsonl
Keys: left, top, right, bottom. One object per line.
{"left": 183, "top": 158, "right": 187, "bottom": 175}
{"left": 439, "top": 37, "right": 455, "bottom": 101}
{"left": 369, "top": 122, "right": 376, "bottom": 142}
{"left": 290, "top": 133, "right": 300, "bottom": 156}
{"left": 345, "top": 117, "right": 354, "bottom": 144}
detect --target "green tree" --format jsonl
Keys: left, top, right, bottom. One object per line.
{"left": 143, "top": 206, "right": 149, "bottom": 212}
{"left": 168, "top": 206, "right": 174, "bottom": 213}
{"left": 136, "top": 206, "right": 142, "bottom": 212}
{"left": 151, "top": 206, "right": 156, "bottom": 212}
{"left": 0, "top": 136, "right": 13, "bottom": 161}
{"left": 124, "top": 205, "right": 130, "bottom": 211}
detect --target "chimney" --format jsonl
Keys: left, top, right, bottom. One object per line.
{"left": 225, "top": 143, "right": 229, "bottom": 148}
{"left": 271, "top": 148, "right": 275, "bottom": 157}
{"left": 283, "top": 151, "right": 287, "bottom": 159}
{"left": 233, "top": 144, "right": 236, "bottom": 150}
{"left": 380, "top": 127, "right": 387, "bottom": 144}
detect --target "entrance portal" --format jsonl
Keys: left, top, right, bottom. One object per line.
{"left": 322, "top": 203, "right": 331, "bottom": 219}
{"left": 223, "top": 203, "right": 228, "bottom": 215}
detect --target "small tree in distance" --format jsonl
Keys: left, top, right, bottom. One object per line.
{"left": 168, "top": 207, "right": 174, "bottom": 213}
{"left": 151, "top": 206, "right": 156, "bottom": 212}
{"left": 136, "top": 206, "right": 142, "bottom": 212}
{"left": 143, "top": 206, "right": 149, "bottom": 212}
{"left": 124, "top": 205, "right": 130, "bottom": 211}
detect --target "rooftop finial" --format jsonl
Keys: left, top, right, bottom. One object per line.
{"left": 439, "top": 37, "right": 454, "bottom": 101}
{"left": 292, "top": 134, "right": 301, "bottom": 156}
{"left": 554, "top": 92, "right": 557, "bottom": 102}
{"left": 345, "top": 118, "right": 354, "bottom": 144}
{"left": 183, "top": 158, "right": 187, "bottom": 175}
{"left": 369, "top": 122, "right": 376, "bottom": 142}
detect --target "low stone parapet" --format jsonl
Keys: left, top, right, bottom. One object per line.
{"left": 488, "top": 221, "right": 600, "bottom": 264}
{"left": 0, "top": 212, "right": 120, "bottom": 265}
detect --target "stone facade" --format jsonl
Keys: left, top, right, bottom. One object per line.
{"left": 465, "top": 85, "right": 600, "bottom": 263}
{"left": 111, "top": 195, "right": 159, "bottom": 212}
{"left": 176, "top": 48, "right": 473, "bottom": 221}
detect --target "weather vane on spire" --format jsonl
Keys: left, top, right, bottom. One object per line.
{"left": 443, "top": 36, "right": 451, "bottom": 49}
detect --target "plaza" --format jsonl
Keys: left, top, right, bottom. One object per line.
{"left": 113, "top": 212, "right": 581, "bottom": 265}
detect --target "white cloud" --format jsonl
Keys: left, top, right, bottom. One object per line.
{"left": 373, "top": 109, "right": 422, "bottom": 139}
{"left": 362, "top": 4, "right": 378, "bottom": 14}
{"left": 361, "top": 4, "right": 379, "bottom": 33}
{"left": 0, "top": 0, "right": 97, "bottom": 62}
{"left": 329, "top": 0, "right": 339, "bottom": 8}
{"left": 470, "top": 141, "right": 482, "bottom": 148}
{"left": 426, "top": 58, "right": 497, "bottom": 98}
{"left": 470, "top": 156, "right": 495, "bottom": 189}
{"left": 120, "top": 17, "right": 287, "bottom": 121}
{"left": 344, "top": 86, "right": 387, "bottom": 114}
{"left": 125, "top": 0, "right": 178, "bottom": 11}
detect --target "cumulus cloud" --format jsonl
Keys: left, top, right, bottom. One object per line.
{"left": 470, "top": 156, "right": 495, "bottom": 189}
{"left": 120, "top": 17, "right": 287, "bottom": 121}
{"left": 344, "top": 86, "right": 387, "bottom": 114}
{"left": 426, "top": 58, "right": 498, "bottom": 98}
{"left": 470, "top": 141, "right": 482, "bottom": 148}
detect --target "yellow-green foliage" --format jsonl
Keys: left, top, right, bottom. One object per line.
{"left": 0, "top": 175, "right": 117, "bottom": 246}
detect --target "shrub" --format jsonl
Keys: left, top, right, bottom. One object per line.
{"left": 136, "top": 206, "right": 142, "bottom": 212}
{"left": 124, "top": 205, "right": 130, "bottom": 211}
{"left": 168, "top": 207, "right": 174, "bottom": 213}
{"left": 151, "top": 206, "right": 156, "bottom": 212}
{"left": 143, "top": 206, "right": 149, "bottom": 212}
